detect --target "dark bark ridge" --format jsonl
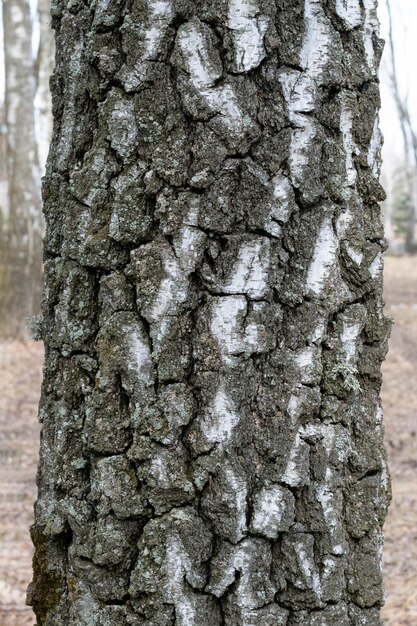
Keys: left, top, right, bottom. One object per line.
{"left": 30, "top": 1, "right": 391, "bottom": 625}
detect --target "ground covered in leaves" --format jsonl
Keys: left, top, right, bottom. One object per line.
{"left": 0, "top": 255, "right": 415, "bottom": 625}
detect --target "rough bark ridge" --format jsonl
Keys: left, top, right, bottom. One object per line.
{"left": 30, "top": 1, "right": 391, "bottom": 624}
{"left": 1, "top": 0, "right": 43, "bottom": 337}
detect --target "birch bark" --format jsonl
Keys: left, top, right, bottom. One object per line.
{"left": 30, "top": 1, "right": 391, "bottom": 624}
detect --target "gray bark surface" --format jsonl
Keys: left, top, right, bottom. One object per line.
{"left": 30, "top": 1, "right": 391, "bottom": 624}
{"left": 1, "top": 0, "right": 43, "bottom": 337}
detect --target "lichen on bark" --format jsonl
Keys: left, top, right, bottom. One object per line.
{"left": 31, "top": 1, "right": 391, "bottom": 624}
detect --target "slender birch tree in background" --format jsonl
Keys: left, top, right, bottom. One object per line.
{"left": 0, "top": 0, "right": 43, "bottom": 337}
{"left": 36, "top": 0, "right": 54, "bottom": 173}
{"left": 30, "top": 1, "right": 391, "bottom": 624}
{"left": 386, "top": 0, "right": 417, "bottom": 253}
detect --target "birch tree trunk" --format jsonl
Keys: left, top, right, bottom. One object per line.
{"left": 386, "top": 0, "right": 416, "bottom": 253}
{"left": 30, "top": 1, "right": 391, "bottom": 624}
{"left": 1, "top": 0, "right": 43, "bottom": 337}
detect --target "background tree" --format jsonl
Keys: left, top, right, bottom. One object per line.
{"left": 0, "top": 0, "right": 43, "bottom": 338}
{"left": 36, "top": 0, "right": 54, "bottom": 174}
{"left": 30, "top": 1, "right": 391, "bottom": 625}
{"left": 390, "top": 163, "right": 413, "bottom": 242}
{"left": 386, "top": 0, "right": 417, "bottom": 252}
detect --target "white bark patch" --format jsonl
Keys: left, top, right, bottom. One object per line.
{"left": 251, "top": 486, "right": 294, "bottom": 539}
{"left": 75, "top": 210, "right": 91, "bottom": 247}
{"left": 201, "top": 384, "right": 240, "bottom": 446}
{"left": 340, "top": 95, "right": 358, "bottom": 186}
{"left": 380, "top": 457, "right": 390, "bottom": 491}
{"left": 368, "top": 116, "right": 383, "bottom": 176}
{"left": 336, "top": 206, "right": 354, "bottom": 237}
{"left": 126, "top": 325, "right": 153, "bottom": 384}
{"left": 177, "top": 23, "right": 221, "bottom": 88}
{"left": 108, "top": 99, "right": 138, "bottom": 158}
{"left": 147, "top": 208, "right": 205, "bottom": 352}
{"left": 287, "top": 394, "right": 302, "bottom": 425}
{"left": 375, "top": 405, "right": 383, "bottom": 425}
{"left": 224, "top": 239, "right": 270, "bottom": 299}
{"left": 289, "top": 118, "right": 317, "bottom": 186}
{"left": 300, "top": 0, "right": 332, "bottom": 78}
{"left": 335, "top": 0, "right": 362, "bottom": 30}
{"left": 294, "top": 346, "right": 314, "bottom": 368}
{"left": 363, "top": 0, "right": 379, "bottom": 72}
{"left": 224, "top": 464, "right": 248, "bottom": 540}
{"left": 294, "top": 539, "right": 322, "bottom": 598}
{"left": 211, "top": 297, "right": 270, "bottom": 364}
{"left": 341, "top": 320, "right": 362, "bottom": 364}
{"left": 368, "top": 252, "right": 382, "bottom": 279}
{"left": 121, "top": 0, "right": 173, "bottom": 89}
{"left": 263, "top": 219, "right": 282, "bottom": 239}
{"left": 149, "top": 251, "right": 188, "bottom": 349}
{"left": 316, "top": 476, "right": 338, "bottom": 533}
{"left": 176, "top": 21, "right": 248, "bottom": 139}
{"left": 322, "top": 555, "right": 337, "bottom": 580}
{"left": 278, "top": 70, "right": 317, "bottom": 186}
{"left": 211, "top": 295, "right": 247, "bottom": 365}
{"left": 279, "top": 1, "right": 332, "bottom": 187}
{"left": 279, "top": 75, "right": 315, "bottom": 188}
{"left": 265, "top": 173, "right": 296, "bottom": 233}
{"left": 281, "top": 431, "right": 310, "bottom": 488}
{"left": 316, "top": 466, "right": 345, "bottom": 552}
{"left": 173, "top": 202, "right": 206, "bottom": 274}
{"left": 295, "top": 346, "right": 322, "bottom": 385}
{"left": 228, "top": 0, "right": 269, "bottom": 73}
{"left": 145, "top": 0, "right": 174, "bottom": 57}
{"left": 164, "top": 536, "right": 197, "bottom": 625}
{"left": 150, "top": 453, "right": 171, "bottom": 487}
{"left": 307, "top": 424, "right": 349, "bottom": 551}
{"left": 346, "top": 245, "right": 363, "bottom": 265}
{"left": 306, "top": 218, "right": 339, "bottom": 296}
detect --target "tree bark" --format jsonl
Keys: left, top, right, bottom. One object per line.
{"left": 30, "top": 1, "right": 391, "bottom": 624}
{"left": 1, "top": 0, "right": 43, "bottom": 338}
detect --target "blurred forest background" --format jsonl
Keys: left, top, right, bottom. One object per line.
{"left": 0, "top": 0, "right": 52, "bottom": 338}
{"left": 0, "top": 1, "right": 417, "bottom": 625}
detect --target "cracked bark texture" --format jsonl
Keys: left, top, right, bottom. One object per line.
{"left": 30, "top": 0, "right": 391, "bottom": 624}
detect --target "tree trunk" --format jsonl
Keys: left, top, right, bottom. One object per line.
{"left": 1, "top": 0, "right": 43, "bottom": 338}
{"left": 30, "top": 1, "right": 391, "bottom": 624}
{"left": 36, "top": 0, "right": 55, "bottom": 174}
{"left": 386, "top": 0, "right": 416, "bottom": 253}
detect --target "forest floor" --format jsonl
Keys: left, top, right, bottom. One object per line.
{"left": 0, "top": 256, "right": 416, "bottom": 625}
